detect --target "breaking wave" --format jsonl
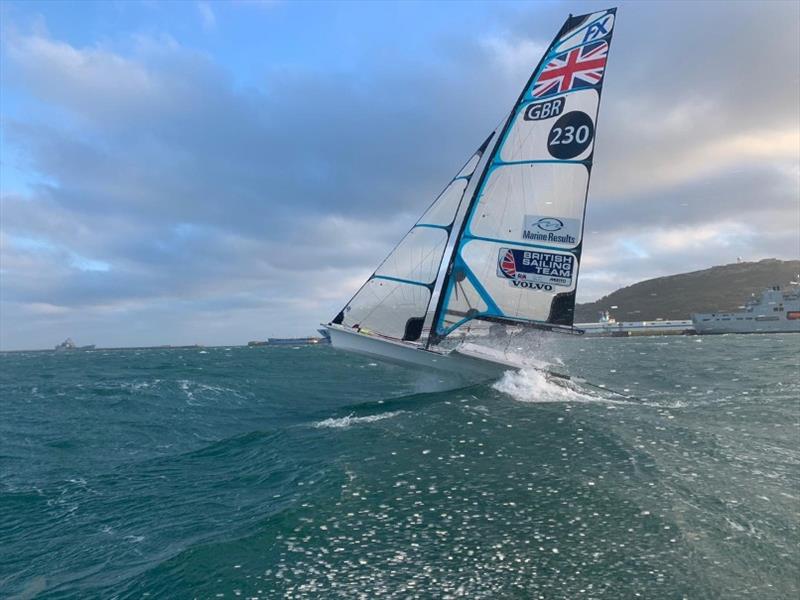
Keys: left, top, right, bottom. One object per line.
{"left": 493, "top": 368, "right": 632, "bottom": 405}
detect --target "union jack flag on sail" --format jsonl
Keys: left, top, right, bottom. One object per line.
{"left": 531, "top": 40, "right": 608, "bottom": 98}
{"left": 499, "top": 249, "right": 517, "bottom": 279}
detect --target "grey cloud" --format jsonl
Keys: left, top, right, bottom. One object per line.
{"left": 585, "top": 165, "right": 799, "bottom": 234}
{"left": 4, "top": 36, "right": 501, "bottom": 228}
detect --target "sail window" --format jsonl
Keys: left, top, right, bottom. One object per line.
{"left": 339, "top": 279, "right": 431, "bottom": 340}
{"left": 418, "top": 179, "right": 468, "bottom": 227}
{"left": 375, "top": 227, "right": 448, "bottom": 285}
{"left": 457, "top": 153, "right": 481, "bottom": 178}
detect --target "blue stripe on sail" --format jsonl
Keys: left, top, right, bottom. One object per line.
{"left": 372, "top": 275, "right": 433, "bottom": 288}
{"left": 440, "top": 316, "right": 471, "bottom": 336}
{"left": 442, "top": 313, "right": 567, "bottom": 336}
{"left": 437, "top": 259, "right": 504, "bottom": 336}
{"left": 495, "top": 159, "right": 587, "bottom": 167}
{"left": 516, "top": 87, "right": 598, "bottom": 106}
{"left": 461, "top": 234, "right": 575, "bottom": 254}
{"left": 414, "top": 223, "right": 450, "bottom": 231}
{"left": 523, "top": 85, "right": 601, "bottom": 105}
{"left": 460, "top": 260, "right": 502, "bottom": 315}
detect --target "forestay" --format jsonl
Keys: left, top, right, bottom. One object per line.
{"left": 432, "top": 8, "right": 617, "bottom": 339}
{"left": 331, "top": 136, "right": 492, "bottom": 342}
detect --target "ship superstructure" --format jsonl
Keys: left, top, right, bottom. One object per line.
{"left": 54, "top": 338, "right": 96, "bottom": 351}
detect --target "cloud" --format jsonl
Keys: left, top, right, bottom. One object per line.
{"left": 1, "top": 1, "right": 798, "bottom": 349}
{"left": 197, "top": 2, "right": 216, "bottom": 31}
{"left": 4, "top": 33, "right": 161, "bottom": 123}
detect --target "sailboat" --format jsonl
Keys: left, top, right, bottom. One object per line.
{"left": 323, "top": 9, "right": 617, "bottom": 383}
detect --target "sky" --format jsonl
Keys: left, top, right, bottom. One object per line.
{"left": 1, "top": 0, "right": 798, "bottom": 350}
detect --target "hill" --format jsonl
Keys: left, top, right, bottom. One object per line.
{"left": 574, "top": 259, "right": 800, "bottom": 322}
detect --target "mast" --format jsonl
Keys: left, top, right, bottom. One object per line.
{"left": 420, "top": 129, "right": 498, "bottom": 340}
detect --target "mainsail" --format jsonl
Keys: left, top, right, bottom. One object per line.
{"left": 431, "top": 8, "right": 617, "bottom": 340}
{"left": 332, "top": 8, "right": 617, "bottom": 346}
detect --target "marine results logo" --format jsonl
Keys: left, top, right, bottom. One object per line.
{"left": 522, "top": 215, "right": 580, "bottom": 245}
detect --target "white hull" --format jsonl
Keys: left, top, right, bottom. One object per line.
{"left": 324, "top": 325, "right": 517, "bottom": 384}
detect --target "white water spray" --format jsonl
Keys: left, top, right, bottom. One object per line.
{"left": 493, "top": 369, "right": 632, "bottom": 405}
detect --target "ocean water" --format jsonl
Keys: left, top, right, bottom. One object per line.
{"left": 1, "top": 335, "right": 798, "bottom": 599}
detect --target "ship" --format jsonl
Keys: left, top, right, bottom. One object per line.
{"left": 691, "top": 285, "right": 800, "bottom": 334}
{"left": 578, "top": 311, "right": 693, "bottom": 337}
{"left": 54, "top": 338, "right": 96, "bottom": 351}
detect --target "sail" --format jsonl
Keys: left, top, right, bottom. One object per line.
{"left": 431, "top": 8, "right": 617, "bottom": 339}
{"left": 331, "top": 136, "right": 492, "bottom": 342}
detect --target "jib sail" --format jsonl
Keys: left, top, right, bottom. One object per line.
{"left": 431, "top": 8, "right": 617, "bottom": 339}
{"left": 331, "top": 136, "right": 493, "bottom": 342}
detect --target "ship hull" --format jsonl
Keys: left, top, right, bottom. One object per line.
{"left": 692, "top": 315, "right": 800, "bottom": 334}
{"left": 691, "top": 322, "right": 800, "bottom": 334}
{"left": 324, "top": 325, "right": 515, "bottom": 384}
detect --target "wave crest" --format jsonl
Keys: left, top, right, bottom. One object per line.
{"left": 493, "top": 369, "right": 630, "bottom": 405}
{"left": 313, "top": 411, "right": 404, "bottom": 429}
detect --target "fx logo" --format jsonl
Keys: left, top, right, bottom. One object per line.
{"left": 582, "top": 15, "right": 612, "bottom": 43}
